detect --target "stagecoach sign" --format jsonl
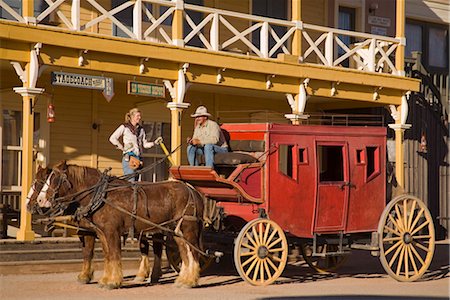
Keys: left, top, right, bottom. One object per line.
{"left": 51, "top": 72, "right": 114, "bottom": 101}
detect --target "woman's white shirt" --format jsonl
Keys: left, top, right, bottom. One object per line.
{"left": 109, "top": 124, "right": 154, "bottom": 156}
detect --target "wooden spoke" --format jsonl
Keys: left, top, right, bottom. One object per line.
{"left": 378, "top": 195, "right": 435, "bottom": 282}
{"left": 384, "top": 223, "right": 402, "bottom": 236}
{"left": 409, "top": 208, "right": 425, "bottom": 234}
{"left": 410, "top": 220, "right": 430, "bottom": 236}
{"left": 409, "top": 243, "right": 426, "bottom": 266}
{"left": 382, "top": 237, "right": 402, "bottom": 242}
{"left": 384, "top": 240, "right": 403, "bottom": 256}
{"left": 407, "top": 199, "right": 417, "bottom": 231}
{"left": 388, "top": 243, "right": 404, "bottom": 268}
{"left": 413, "top": 241, "right": 431, "bottom": 253}
{"left": 234, "top": 219, "right": 287, "bottom": 286}
{"left": 407, "top": 245, "right": 419, "bottom": 275}
{"left": 242, "top": 255, "right": 257, "bottom": 268}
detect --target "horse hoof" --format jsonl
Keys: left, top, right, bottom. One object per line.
{"left": 77, "top": 276, "right": 91, "bottom": 284}
{"left": 133, "top": 276, "right": 146, "bottom": 282}
{"left": 104, "top": 283, "right": 121, "bottom": 290}
{"left": 150, "top": 276, "right": 160, "bottom": 284}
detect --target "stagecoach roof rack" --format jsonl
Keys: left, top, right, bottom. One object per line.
{"left": 217, "top": 110, "right": 384, "bottom": 127}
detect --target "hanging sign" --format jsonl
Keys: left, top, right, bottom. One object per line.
{"left": 51, "top": 72, "right": 114, "bottom": 101}
{"left": 368, "top": 16, "right": 391, "bottom": 27}
{"left": 127, "top": 81, "right": 165, "bottom": 98}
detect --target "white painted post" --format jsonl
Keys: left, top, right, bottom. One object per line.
{"left": 210, "top": 13, "right": 219, "bottom": 51}
{"left": 325, "top": 31, "right": 333, "bottom": 66}
{"left": 368, "top": 38, "right": 376, "bottom": 72}
{"left": 260, "top": 22, "right": 269, "bottom": 58}
{"left": 133, "top": 0, "right": 142, "bottom": 40}
{"left": 71, "top": 0, "right": 80, "bottom": 31}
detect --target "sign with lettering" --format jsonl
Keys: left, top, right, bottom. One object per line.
{"left": 127, "top": 81, "right": 165, "bottom": 98}
{"left": 368, "top": 16, "right": 391, "bottom": 27}
{"left": 51, "top": 72, "right": 114, "bottom": 101}
{"left": 371, "top": 26, "right": 387, "bottom": 36}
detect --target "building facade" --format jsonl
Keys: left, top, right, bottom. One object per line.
{"left": 0, "top": 0, "right": 446, "bottom": 240}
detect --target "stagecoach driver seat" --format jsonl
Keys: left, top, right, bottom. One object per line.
{"left": 187, "top": 106, "right": 228, "bottom": 167}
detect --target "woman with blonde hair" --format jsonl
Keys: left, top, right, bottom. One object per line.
{"left": 109, "top": 108, "right": 155, "bottom": 181}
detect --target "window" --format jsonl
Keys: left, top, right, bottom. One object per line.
{"left": 405, "top": 23, "right": 422, "bottom": 57}
{"left": 356, "top": 149, "right": 364, "bottom": 164}
{"left": 338, "top": 7, "right": 356, "bottom": 67}
{"left": 318, "top": 146, "right": 343, "bottom": 182}
{"left": 298, "top": 148, "right": 307, "bottom": 164}
{"left": 405, "top": 20, "right": 449, "bottom": 72}
{"left": 366, "top": 146, "right": 379, "bottom": 179}
{"left": 0, "top": 0, "right": 21, "bottom": 20}
{"left": 2, "top": 110, "right": 40, "bottom": 189}
{"left": 428, "top": 27, "right": 448, "bottom": 68}
{"left": 278, "top": 144, "right": 294, "bottom": 178}
{"left": 252, "top": 0, "right": 288, "bottom": 57}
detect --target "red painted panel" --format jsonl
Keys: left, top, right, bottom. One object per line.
{"left": 236, "top": 167, "right": 262, "bottom": 198}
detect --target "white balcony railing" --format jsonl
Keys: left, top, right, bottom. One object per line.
{"left": 0, "top": 0, "right": 402, "bottom": 75}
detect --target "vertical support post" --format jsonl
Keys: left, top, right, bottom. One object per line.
{"left": 133, "top": 0, "right": 142, "bottom": 40}
{"left": 260, "top": 22, "right": 269, "bottom": 58}
{"left": 325, "top": 32, "right": 334, "bottom": 66}
{"left": 388, "top": 93, "right": 411, "bottom": 190}
{"left": 13, "top": 89, "right": 43, "bottom": 241}
{"left": 71, "top": 0, "right": 80, "bottom": 31}
{"left": 395, "top": 0, "right": 405, "bottom": 76}
{"left": 368, "top": 38, "right": 376, "bottom": 72}
{"left": 291, "top": 0, "right": 302, "bottom": 57}
{"left": 210, "top": 13, "right": 219, "bottom": 51}
{"left": 172, "top": 0, "right": 184, "bottom": 47}
{"left": 22, "top": 0, "right": 35, "bottom": 24}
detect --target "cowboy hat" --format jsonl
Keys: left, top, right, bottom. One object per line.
{"left": 190, "top": 106, "right": 211, "bottom": 118}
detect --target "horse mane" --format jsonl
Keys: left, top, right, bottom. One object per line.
{"left": 55, "top": 161, "right": 101, "bottom": 187}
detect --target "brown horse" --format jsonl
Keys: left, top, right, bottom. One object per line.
{"left": 26, "top": 166, "right": 166, "bottom": 285}
{"left": 28, "top": 161, "right": 204, "bottom": 289}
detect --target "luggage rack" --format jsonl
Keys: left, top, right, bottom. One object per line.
{"left": 217, "top": 110, "right": 384, "bottom": 127}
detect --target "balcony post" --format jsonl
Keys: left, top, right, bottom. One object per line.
{"left": 210, "top": 13, "right": 219, "bottom": 51}
{"left": 22, "top": 0, "right": 35, "bottom": 24}
{"left": 260, "top": 22, "right": 269, "bottom": 58}
{"left": 172, "top": 0, "right": 184, "bottom": 47}
{"left": 12, "top": 48, "right": 44, "bottom": 241}
{"left": 133, "top": 0, "right": 142, "bottom": 40}
{"left": 71, "top": 0, "right": 80, "bottom": 31}
{"left": 291, "top": 0, "right": 302, "bottom": 58}
{"left": 325, "top": 32, "right": 333, "bottom": 66}
{"left": 395, "top": 0, "right": 405, "bottom": 76}
{"left": 368, "top": 39, "right": 376, "bottom": 72}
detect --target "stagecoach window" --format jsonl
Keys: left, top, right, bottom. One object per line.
{"left": 318, "top": 146, "right": 344, "bottom": 182}
{"left": 366, "top": 146, "right": 379, "bottom": 179}
{"left": 298, "top": 148, "right": 307, "bottom": 164}
{"left": 278, "top": 144, "right": 294, "bottom": 178}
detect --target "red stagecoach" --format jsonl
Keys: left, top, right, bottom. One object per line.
{"left": 169, "top": 122, "right": 435, "bottom": 285}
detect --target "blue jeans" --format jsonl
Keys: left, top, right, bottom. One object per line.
{"left": 122, "top": 157, "right": 140, "bottom": 182}
{"left": 187, "top": 144, "right": 228, "bottom": 167}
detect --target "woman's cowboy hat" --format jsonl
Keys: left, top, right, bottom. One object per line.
{"left": 190, "top": 106, "right": 211, "bottom": 118}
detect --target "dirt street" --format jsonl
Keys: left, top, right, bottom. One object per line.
{"left": 1, "top": 241, "right": 448, "bottom": 300}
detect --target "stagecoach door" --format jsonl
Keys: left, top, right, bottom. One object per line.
{"left": 314, "top": 142, "right": 349, "bottom": 232}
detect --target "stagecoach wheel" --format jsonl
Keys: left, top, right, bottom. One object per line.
{"left": 300, "top": 244, "right": 347, "bottom": 274}
{"left": 234, "top": 218, "right": 288, "bottom": 286}
{"left": 378, "top": 194, "right": 435, "bottom": 282}
{"left": 165, "top": 235, "right": 213, "bottom": 274}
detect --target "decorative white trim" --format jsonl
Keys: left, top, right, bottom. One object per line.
{"left": 13, "top": 87, "right": 45, "bottom": 97}
{"left": 284, "top": 113, "right": 310, "bottom": 121}
{"left": 388, "top": 124, "right": 411, "bottom": 130}
{"left": 167, "top": 102, "right": 190, "bottom": 110}
{"left": 11, "top": 62, "right": 27, "bottom": 84}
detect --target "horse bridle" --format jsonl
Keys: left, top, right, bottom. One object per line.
{"left": 44, "top": 169, "right": 73, "bottom": 207}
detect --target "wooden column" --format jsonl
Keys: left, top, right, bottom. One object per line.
{"left": 395, "top": 0, "right": 405, "bottom": 76}
{"left": 291, "top": 0, "right": 302, "bottom": 57}
{"left": 13, "top": 86, "right": 43, "bottom": 241}
{"left": 172, "top": 0, "right": 184, "bottom": 47}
